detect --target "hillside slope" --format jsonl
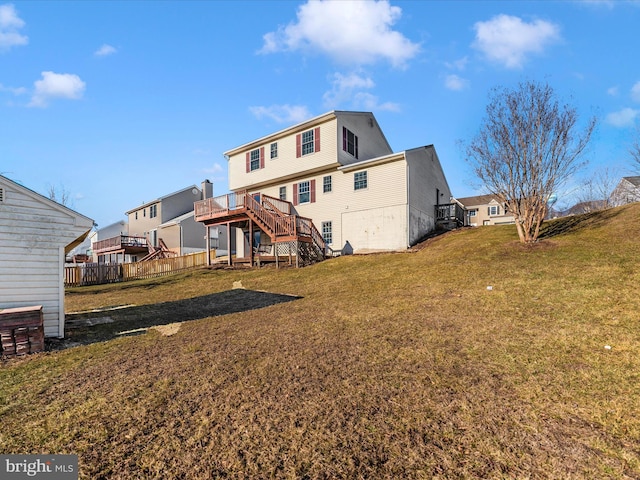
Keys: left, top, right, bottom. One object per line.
{"left": 2, "top": 204, "right": 640, "bottom": 478}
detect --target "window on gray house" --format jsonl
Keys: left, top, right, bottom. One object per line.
{"left": 343, "top": 127, "right": 358, "bottom": 158}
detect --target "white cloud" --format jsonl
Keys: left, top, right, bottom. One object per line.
{"left": 0, "top": 3, "right": 28, "bottom": 51}
{"left": 445, "top": 56, "right": 468, "bottom": 71}
{"left": 606, "top": 107, "right": 639, "bottom": 128}
{"left": 259, "top": 0, "right": 420, "bottom": 68}
{"left": 472, "top": 14, "right": 561, "bottom": 69}
{"left": 322, "top": 71, "right": 398, "bottom": 111}
{"left": 0, "top": 82, "right": 26, "bottom": 95}
{"left": 249, "top": 104, "right": 312, "bottom": 124}
{"left": 631, "top": 81, "right": 640, "bottom": 102}
{"left": 607, "top": 86, "right": 619, "bottom": 96}
{"left": 29, "top": 71, "right": 86, "bottom": 108}
{"left": 444, "top": 74, "right": 468, "bottom": 91}
{"left": 203, "top": 163, "right": 224, "bottom": 174}
{"left": 94, "top": 44, "right": 117, "bottom": 56}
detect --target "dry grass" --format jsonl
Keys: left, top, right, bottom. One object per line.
{"left": 2, "top": 204, "right": 640, "bottom": 478}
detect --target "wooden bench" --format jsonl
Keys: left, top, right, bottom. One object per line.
{"left": 0, "top": 306, "right": 44, "bottom": 358}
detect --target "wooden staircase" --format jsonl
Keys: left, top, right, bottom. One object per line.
{"left": 194, "top": 191, "right": 326, "bottom": 267}
{"left": 139, "top": 238, "right": 177, "bottom": 262}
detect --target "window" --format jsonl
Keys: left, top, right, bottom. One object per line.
{"left": 250, "top": 149, "right": 261, "bottom": 171}
{"left": 322, "top": 221, "right": 332, "bottom": 245}
{"left": 354, "top": 171, "right": 368, "bottom": 190}
{"left": 0, "top": 187, "right": 4, "bottom": 202}
{"left": 468, "top": 209, "right": 477, "bottom": 217}
{"left": 135, "top": 211, "right": 138, "bottom": 220}
{"left": 301, "top": 130, "right": 315, "bottom": 156}
{"left": 279, "top": 186, "right": 286, "bottom": 201}
{"left": 246, "top": 147, "right": 265, "bottom": 172}
{"left": 296, "top": 128, "right": 320, "bottom": 157}
{"left": 270, "top": 142, "right": 278, "bottom": 159}
{"left": 323, "top": 176, "right": 332, "bottom": 193}
{"left": 143, "top": 208, "right": 146, "bottom": 217}
{"left": 343, "top": 127, "right": 358, "bottom": 158}
{"left": 489, "top": 205, "right": 499, "bottom": 216}
{"left": 150, "top": 204, "right": 157, "bottom": 218}
{"left": 298, "top": 181, "right": 310, "bottom": 204}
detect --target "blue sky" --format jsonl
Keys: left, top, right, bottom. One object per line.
{"left": 1, "top": 0, "right": 639, "bottom": 227}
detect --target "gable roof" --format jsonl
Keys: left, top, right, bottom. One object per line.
{"left": 223, "top": 110, "right": 392, "bottom": 158}
{"left": 126, "top": 184, "right": 200, "bottom": 214}
{"left": 0, "top": 175, "right": 94, "bottom": 228}
{"left": 622, "top": 176, "right": 640, "bottom": 187}
{"left": 455, "top": 194, "right": 501, "bottom": 207}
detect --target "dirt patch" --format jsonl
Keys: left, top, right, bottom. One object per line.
{"left": 49, "top": 289, "right": 300, "bottom": 351}
{"left": 151, "top": 322, "right": 182, "bottom": 336}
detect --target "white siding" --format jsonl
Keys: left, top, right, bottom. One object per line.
{"left": 0, "top": 177, "right": 93, "bottom": 337}
{"left": 229, "top": 119, "right": 339, "bottom": 191}
{"left": 252, "top": 158, "right": 408, "bottom": 252}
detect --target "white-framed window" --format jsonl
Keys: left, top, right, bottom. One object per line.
{"left": 270, "top": 142, "right": 278, "bottom": 159}
{"left": 323, "top": 176, "right": 332, "bottom": 193}
{"left": 298, "top": 180, "right": 310, "bottom": 204}
{"left": 469, "top": 209, "right": 477, "bottom": 217}
{"left": 150, "top": 204, "right": 157, "bottom": 218}
{"left": 301, "top": 130, "right": 315, "bottom": 156}
{"left": 354, "top": 171, "right": 368, "bottom": 190}
{"left": 250, "top": 148, "right": 261, "bottom": 171}
{"left": 489, "top": 205, "right": 499, "bottom": 216}
{"left": 279, "top": 186, "right": 286, "bottom": 201}
{"left": 343, "top": 127, "right": 358, "bottom": 158}
{"left": 322, "top": 221, "right": 332, "bottom": 245}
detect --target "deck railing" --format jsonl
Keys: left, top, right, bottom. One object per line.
{"left": 194, "top": 191, "right": 247, "bottom": 219}
{"left": 262, "top": 194, "right": 292, "bottom": 216}
{"left": 93, "top": 235, "right": 147, "bottom": 253}
{"left": 435, "top": 203, "right": 465, "bottom": 225}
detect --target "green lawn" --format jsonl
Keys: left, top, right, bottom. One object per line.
{"left": 2, "top": 204, "right": 640, "bottom": 479}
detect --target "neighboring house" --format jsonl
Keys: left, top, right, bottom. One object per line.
{"left": 610, "top": 176, "right": 640, "bottom": 206}
{"left": 562, "top": 200, "right": 607, "bottom": 216}
{"left": 456, "top": 194, "right": 515, "bottom": 226}
{"left": 94, "top": 180, "right": 230, "bottom": 262}
{"left": 0, "top": 175, "right": 94, "bottom": 338}
{"left": 195, "top": 110, "right": 455, "bottom": 264}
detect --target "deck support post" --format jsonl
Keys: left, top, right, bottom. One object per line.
{"left": 227, "top": 222, "right": 232, "bottom": 266}
{"left": 295, "top": 241, "right": 299, "bottom": 268}
{"left": 205, "top": 226, "right": 211, "bottom": 266}
{"left": 275, "top": 242, "right": 279, "bottom": 269}
{"left": 249, "top": 220, "right": 254, "bottom": 267}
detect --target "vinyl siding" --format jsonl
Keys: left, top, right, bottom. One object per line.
{"left": 229, "top": 119, "right": 339, "bottom": 191}
{"left": 251, "top": 158, "right": 408, "bottom": 252}
{"left": 406, "top": 146, "right": 452, "bottom": 244}
{"left": 0, "top": 178, "right": 93, "bottom": 337}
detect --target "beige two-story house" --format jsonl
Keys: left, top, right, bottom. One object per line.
{"left": 195, "top": 111, "right": 455, "bottom": 265}
{"left": 455, "top": 194, "right": 515, "bottom": 226}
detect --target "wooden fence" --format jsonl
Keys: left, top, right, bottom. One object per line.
{"left": 65, "top": 250, "right": 217, "bottom": 287}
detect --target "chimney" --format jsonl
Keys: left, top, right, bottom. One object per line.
{"left": 202, "top": 179, "right": 213, "bottom": 199}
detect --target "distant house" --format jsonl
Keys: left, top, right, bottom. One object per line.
{"left": 562, "top": 200, "right": 607, "bottom": 216}
{"left": 0, "top": 175, "right": 94, "bottom": 338}
{"left": 195, "top": 110, "right": 456, "bottom": 265}
{"left": 455, "top": 194, "right": 515, "bottom": 226}
{"left": 93, "top": 180, "right": 232, "bottom": 263}
{"left": 610, "top": 176, "right": 640, "bottom": 206}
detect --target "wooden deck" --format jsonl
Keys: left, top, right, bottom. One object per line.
{"left": 93, "top": 235, "right": 149, "bottom": 255}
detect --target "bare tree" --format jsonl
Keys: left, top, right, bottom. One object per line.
{"left": 631, "top": 127, "right": 640, "bottom": 173}
{"left": 465, "top": 80, "right": 596, "bottom": 243}
{"left": 47, "top": 183, "right": 73, "bottom": 207}
{"left": 577, "top": 167, "right": 618, "bottom": 211}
